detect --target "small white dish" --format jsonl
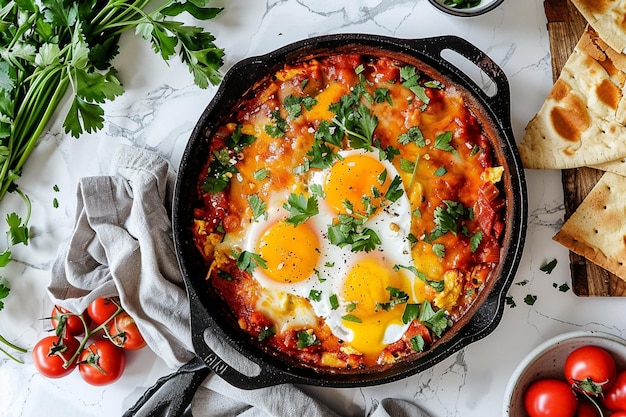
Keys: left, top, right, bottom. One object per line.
{"left": 503, "top": 330, "right": 626, "bottom": 416}
{"left": 428, "top": 0, "right": 505, "bottom": 17}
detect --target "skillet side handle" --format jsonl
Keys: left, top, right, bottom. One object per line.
{"left": 122, "top": 356, "right": 210, "bottom": 417}
{"left": 413, "top": 36, "right": 512, "bottom": 130}
{"left": 188, "top": 289, "right": 297, "bottom": 390}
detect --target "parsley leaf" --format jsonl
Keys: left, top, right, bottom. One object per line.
{"left": 247, "top": 194, "right": 267, "bottom": 222}
{"left": 398, "top": 126, "right": 425, "bottom": 147}
{"left": 419, "top": 300, "right": 451, "bottom": 338}
{"left": 540, "top": 259, "right": 558, "bottom": 274}
{"left": 235, "top": 250, "right": 267, "bottom": 274}
{"left": 434, "top": 131, "right": 458, "bottom": 155}
{"left": 265, "top": 110, "right": 287, "bottom": 137}
{"left": 296, "top": 330, "right": 320, "bottom": 348}
{"left": 283, "top": 193, "right": 319, "bottom": 227}
{"left": 0, "top": 282, "right": 9, "bottom": 311}
{"left": 400, "top": 65, "right": 429, "bottom": 108}
{"left": 327, "top": 214, "right": 381, "bottom": 252}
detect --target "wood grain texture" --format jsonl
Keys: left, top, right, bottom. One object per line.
{"left": 544, "top": 0, "right": 626, "bottom": 296}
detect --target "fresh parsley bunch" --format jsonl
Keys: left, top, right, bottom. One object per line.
{"left": 0, "top": 0, "right": 225, "bottom": 361}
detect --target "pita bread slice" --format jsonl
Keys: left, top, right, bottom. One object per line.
{"left": 591, "top": 157, "right": 626, "bottom": 175}
{"left": 553, "top": 171, "right": 626, "bottom": 280}
{"left": 570, "top": 0, "right": 626, "bottom": 54}
{"left": 519, "top": 26, "right": 626, "bottom": 169}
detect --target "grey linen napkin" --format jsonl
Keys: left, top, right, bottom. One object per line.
{"left": 47, "top": 145, "right": 431, "bottom": 417}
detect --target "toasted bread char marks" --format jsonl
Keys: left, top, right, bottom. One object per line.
{"left": 570, "top": 0, "right": 626, "bottom": 54}
{"left": 519, "top": 26, "right": 626, "bottom": 169}
{"left": 553, "top": 171, "right": 626, "bottom": 280}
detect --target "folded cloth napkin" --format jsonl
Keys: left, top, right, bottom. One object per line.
{"left": 47, "top": 145, "right": 431, "bottom": 417}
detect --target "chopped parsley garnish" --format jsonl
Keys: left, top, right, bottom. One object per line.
{"left": 284, "top": 94, "right": 318, "bottom": 119}
{"left": 342, "top": 314, "right": 362, "bottom": 323}
{"left": 432, "top": 243, "right": 445, "bottom": 258}
{"left": 235, "top": 250, "right": 267, "bottom": 274}
{"left": 400, "top": 66, "right": 429, "bottom": 108}
{"left": 374, "top": 88, "right": 392, "bottom": 105}
{"left": 329, "top": 294, "right": 339, "bottom": 310}
{"left": 253, "top": 168, "right": 268, "bottom": 181}
{"left": 384, "top": 175, "right": 404, "bottom": 202}
{"left": 410, "top": 335, "right": 426, "bottom": 352}
{"left": 419, "top": 300, "right": 451, "bottom": 338}
{"left": 328, "top": 67, "right": 379, "bottom": 150}
{"left": 309, "top": 289, "right": 322, "bottom": 302}
{"left": 398, "top": 126, "right": 425, "bottom": 147}
{"left": 470, "top": 231, "right": 483, "bottom": 253}
{"left": 402, "top": 303, "right": 420, "bottom": 324}
{"left": 327, "top": 214, "right": 381, "bottom": 252}
{"left": 264, "top": 110, "right": 287, "bottom": 137}
{"left": 227, "top": 124, "right": 256, "bottom": 151}
{"left": 247, "top": 194, "right": 267, "bottom": 222}
{"left": 283, "top": 193, "right": 319, "bottom": 227}
{"left": 434, "top": 131, "right": 457, "bottom": 155}
{"left": 443, "top": 0, "right": 481, "bottom": 9}
{"left": 524, "top": 294, "right": 538, "bottom": 306}
{"left": 258, "top": 326, "right": 276, "bottom": 341}
{"left": 394, "top": 264, "right": 445, "bottom": 292}
{"left": 308, "top": 123, "right": 340, "bottom": 169}
{"left": 540, "top": 259, "right": 558, "bottom": 274}
{"left": 296, "top": 330, "right": 320, "bottom": 348}
{"left": 375, "top": 286, "right": 409, "bottom": 311}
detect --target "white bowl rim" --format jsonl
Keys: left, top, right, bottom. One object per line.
{"left": 502, "top": 330, "right": 626, "bottom": 415}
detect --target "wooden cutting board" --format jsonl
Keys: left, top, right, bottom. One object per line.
{"left": 545, "top": 0, "right": 626, "bottom": 296}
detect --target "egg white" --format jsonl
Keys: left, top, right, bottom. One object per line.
{"left": 242, "top": 149, "right": 418, "bottom": 351}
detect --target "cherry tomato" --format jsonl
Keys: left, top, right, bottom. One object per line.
{"left": 51, "top": 305, "right": 89, "bottom": 337}
{"left": 78, "top": 340, "right": 125, "bottom": 386}
{"left": 32, "top": 335, "right": 80, "bottom": 378}
{"left": 108, "top": 311, "right": 146, "bottom": 350}
{"left": 603, "top": 370, "right": 626, "bottom": 412}
{"left": 575, "top": 400, "right": 600, "bottom": 417}
{"left": 611, "top": 412, "right": 626, "bottom": 417}
{"left": 564, "top": 345, "right": 617, "bottom": 395}
{"left": 87, "top": 297, "right": 121, "bottom": 326}
{"left": 524, "top": 378, "right": 578, "bottom": 417}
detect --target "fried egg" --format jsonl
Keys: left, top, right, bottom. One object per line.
{"left": 243, "top": 149, "right": 418, "bottom": 361}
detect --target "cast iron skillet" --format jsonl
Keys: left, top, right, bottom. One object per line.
{"left": 124, "top": 33, "right": 527, "bottom": 416}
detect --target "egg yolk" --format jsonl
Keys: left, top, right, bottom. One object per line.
{"left": 340, "top": 257, "right": 414, "bottom": 360}
{"left": 324, "top": 154, "right": 391, "bottom": 217}
{"left": 256, "top": 220, "right": 320, "bottom": 284}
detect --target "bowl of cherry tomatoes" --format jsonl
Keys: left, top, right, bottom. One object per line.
{"left": 503, "top": 330, "right": 626, "bottom": 417}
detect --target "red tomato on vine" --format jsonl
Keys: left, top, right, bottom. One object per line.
{"left": 32, "top": 335, "right": 80, "bottom": 378}
{"left": 78, "top": 340, "right": 125, "bottom": 386}
{"left": 564, "top": 345, "right": 617, "bottom": 396}
{"left": 51, "top": 305, "right": 89, "bottom": 337}
{"left": 524, "top": 378, "right": 578, "bottom": 417}
{"left": 108, "top": 311, "right": 146, "bottom": 350}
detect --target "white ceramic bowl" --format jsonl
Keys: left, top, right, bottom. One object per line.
{"left": 428, "top": 0, "right": 505, "bottom": 17}
{"left": 503, "top": 330, "right": 626, "bottom": 416}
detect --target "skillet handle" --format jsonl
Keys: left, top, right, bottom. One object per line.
{"left": 410, "top": 35, "right": 512, "bottom": 131}
{"left": 188, "top": 287, "right": 298, "bottom": 390}
{"left": 122, "top": 356, "right": 210, "bottom": 417}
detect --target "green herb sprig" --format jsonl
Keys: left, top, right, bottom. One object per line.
{"left": 0, "top": 0, "right": 226, "bottom": 362}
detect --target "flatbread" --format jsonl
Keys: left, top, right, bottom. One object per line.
{"left": 570, "top": 0, "right": 626, "bottom": 54}
{"left": 553, "top": 171, "right": 626, "bottom": 280}
{"left": 519, "top": 26, "right": 626, "bottom": 170}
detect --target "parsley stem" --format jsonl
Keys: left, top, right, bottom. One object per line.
{"left": 0, "top": 333, "right": 26, "bottom": 353}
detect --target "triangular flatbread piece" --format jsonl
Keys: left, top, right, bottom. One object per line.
{"left": 519, "top": 26, "right": 626, "bottom": 169}
{"left": 570, "top": 0, "right": 626, "bottom": 54}
{"left": 553, "top": 171, "right": 626, "bottom": 280}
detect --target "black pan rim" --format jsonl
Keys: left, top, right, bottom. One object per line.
{"left": 172, "top": 33, "right": 528, "bottom": 389}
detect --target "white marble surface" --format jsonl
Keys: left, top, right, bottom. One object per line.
{"left": 3, "top": 0, "right": 625, "bottom": 416}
